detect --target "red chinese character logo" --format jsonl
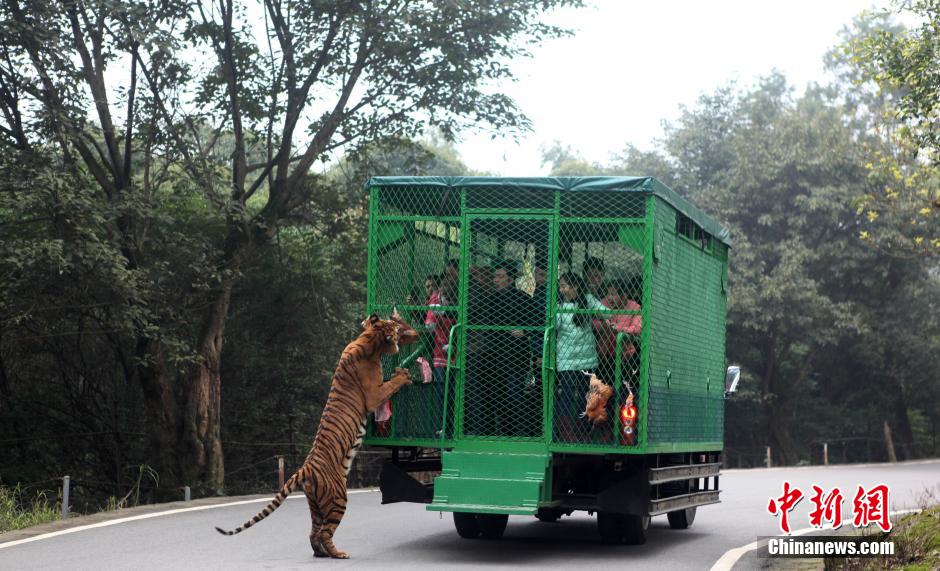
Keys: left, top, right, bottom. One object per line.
{"left": 808, "top": 485, "right": 844, "bottom": 529}
{"left": 852, "top": 484, "right": 892, "bottom": 532}
{"left": 767, "top": 481, "right": 804, "bottom": 533}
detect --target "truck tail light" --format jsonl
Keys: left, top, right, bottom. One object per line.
{"left": 620, "top": 395, "right": 637, "bottom": 446}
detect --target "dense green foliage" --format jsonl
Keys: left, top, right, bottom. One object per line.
{"left": 842, "top": 1, "right": 940, "bottom": 256}
{"left": 0, "top": 134, "right": 469, "bottom": 506}
{"left": 219, "top": 137, "right": 471, "bottom": 492}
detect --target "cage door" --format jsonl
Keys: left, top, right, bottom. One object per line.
{"left": 458, "top": 215, "right": 552, "bottom": 440}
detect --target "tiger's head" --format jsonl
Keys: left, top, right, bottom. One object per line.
{"left": 361, "top": 310, "right": 418, "bottom": 355}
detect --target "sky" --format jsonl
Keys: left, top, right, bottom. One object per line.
{"left": 454, "top": 0, "right": 888, "bottom": 176}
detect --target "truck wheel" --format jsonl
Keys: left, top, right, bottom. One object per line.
{"left": 453, "top": 512, "right": 481, "bottom": 539}
{"left": 477, "top": 513, "right": 509, "bottom": 539}
{"left": 622, "top": 514, "right": 650, "bottom": 545}
{"left": 597, "top": 511, "right": 625, "bottom": 544}
{"left": 667, "top": 507, "right": 696, "bottom": 529}
{"left": 536, "top": 508, "right": 562, "bottom": 523}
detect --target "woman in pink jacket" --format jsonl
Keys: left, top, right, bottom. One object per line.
{"left": 594, "top": 277, "right": 642, "bottom": 387}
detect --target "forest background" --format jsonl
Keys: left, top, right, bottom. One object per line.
{"left": 0, "top": 0, "right": 938, "bottom": 514}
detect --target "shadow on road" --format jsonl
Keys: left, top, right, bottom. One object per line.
{"left": 392, "top": 517, "right": 708, "bottom": 565}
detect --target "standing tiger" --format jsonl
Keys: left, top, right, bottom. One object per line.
{"left": 215, "top": 311, "right": 418, "bottom": 559}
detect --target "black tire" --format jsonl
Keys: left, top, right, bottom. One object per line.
{"left": 477, "top": 513, "right": 509, "bottom": 539}
{"left": 597, "top": 511, "right": 625, "bottom": 544}
{"left": 535, "top": 508, "right": 562, "bottom": 523}
{"left": 453, "top": 512, "right": 481, "bottom": 539}
{"left": 622, "top": 514, "right": 650, "bottom": 545}
{"left": 667, "top": 506, "right": 696, "bottom": 529}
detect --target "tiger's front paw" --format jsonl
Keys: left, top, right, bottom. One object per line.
{"left": 392, "top": 367, "right": 412, "bottom": 385}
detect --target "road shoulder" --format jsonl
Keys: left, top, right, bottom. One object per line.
{"left": 0, "top": 493, "right": 275, "bottom": 545}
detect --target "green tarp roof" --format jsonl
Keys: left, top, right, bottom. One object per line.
{"left": 366, "top": 176, "right": 731, "bottom": 246}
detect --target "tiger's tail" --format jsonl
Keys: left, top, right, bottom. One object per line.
{"left": 215, "top": 467, "right": 309, "bottom": 536}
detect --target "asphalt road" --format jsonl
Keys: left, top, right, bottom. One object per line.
{"left": 1, "top": 460, "right": 937, "bottom": 570}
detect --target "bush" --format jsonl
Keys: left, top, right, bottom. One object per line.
{"left": 0, "top": 485, "right": 60, "bottom": 533}
{"left": 824, "top": 504, "right": 940, "bottom": 570}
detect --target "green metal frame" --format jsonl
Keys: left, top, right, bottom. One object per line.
{"left": 364, "top": 180, "right": 727, "bottom": 456}
{"left": 640, "top": 195, "right": 655, "bottom": 449}
{"left": 456, "top": 211, "right": 555, "bottom": 443}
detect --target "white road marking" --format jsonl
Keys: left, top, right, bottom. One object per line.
{"left": 0, "top": 489, "right": 379, "bottom": 550}
{"left": 708, "top": 508, "right": 921, "bottom": 571}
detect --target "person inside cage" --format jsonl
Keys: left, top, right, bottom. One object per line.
{"left": 404, "top": 285, "right": 424, "bottom": 322}
{"left": 405, "top": 275, "right": 437, "bottom": 327}
{"left": 424, "top": 273, "right": 457, "bottom": 368}
{"left": 595, "top": 277, "right": 643, "bottom": 389}
{"left": 582, "top": 256, "right": 607, "bottom": 300}
{"left": 423, "top": 274, "right": 443, "bottom": 330}
{"left": 463, "top": 265, "right": 492, "bottom": 367}
{"left": 441, "top": 261, "right": 462, "bottom": 432}
{"left": 468, "top": 260, "right": 537, "bottom": 436}
{"left": 424, "top": 274, "right": 438, "bottom": 301}
{"left": 468, "top": 265, "right": 492, "bottom": 298}
{"left": 425, "top": 272, "right": 456, "bottom": 431}
{"left": 554, "top": 271, "right": 607, "bottom": 443}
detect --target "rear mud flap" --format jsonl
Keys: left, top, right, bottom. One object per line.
{"left": 380, "top": 461, "right": 433, "bottom": 504}
{"left": 596, "top": 468, "right": 650, "bottom": 515}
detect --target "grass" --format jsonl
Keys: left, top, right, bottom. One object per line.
{"left": 101, "top": 464, "right": 161, "bottom": 513}
{"left": 0, "top": 485, "right": 60, "bottom": 533}
{"left": 0, "top": 464, "right": 160, "bottom": 534}
{"left": 824, "top": 504, "right": 940, "bottom": 571}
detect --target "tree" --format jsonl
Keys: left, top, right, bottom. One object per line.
{"left": 601, "top": 75, "right": 940, "bottom": 464}
{"left": 0, "top": 0, "right": 582, "bottom": 492}
{"left": 219, "top": 136, "right": 470, "bottom": 490}
{"left": 0, "top": 149, "right": 207, "bottom": 499}
{"left": 842, "top": 2, "right": 940, "bottom": 257}
{"left": 540, "top": 142, "right": 604, "bottom": 175}
{"left": 638, "top": 78, "right": 870, "bottom": 462}
{"left": 605, "top": 144, "right": 679, "bottom": 189}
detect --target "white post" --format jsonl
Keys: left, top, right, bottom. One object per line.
{"left": 766, "top": 446, "right": 772, "bottom": 468}
{"left": 823, "top": 443, "right": 829, "bottom": 466}
{"left": 61, "top": 476, "right": 70, "bottom": 519}
{"left": 277, "top": 456, "right": 285, "bottom": 489}
{"left": 184, "top": 486, "right": 191, "bottom": 502}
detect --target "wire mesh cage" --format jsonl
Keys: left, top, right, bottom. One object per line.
{"left": 365, "top": 177, "right": 728, "bottom": 455}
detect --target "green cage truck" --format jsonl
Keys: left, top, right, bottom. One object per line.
{"left": 363, "top": 176, "right": 738, "bottom": 544}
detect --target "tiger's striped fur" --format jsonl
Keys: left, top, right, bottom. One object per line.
{"left": 215, "top": 312, "right": 418, "bottom": 559}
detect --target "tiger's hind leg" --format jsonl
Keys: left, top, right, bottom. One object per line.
{"left": 312, "top": 421, "right": 364, "bottom": 558}
{"left": 303, "top": 481, "right": 329, "bottom": 558}
{"left": 315, "top": 479, "right": 350, "bottom": 559}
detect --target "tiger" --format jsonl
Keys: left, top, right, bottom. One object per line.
{"left": 215, "top": 311, "right": 419, "bottom": 559}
